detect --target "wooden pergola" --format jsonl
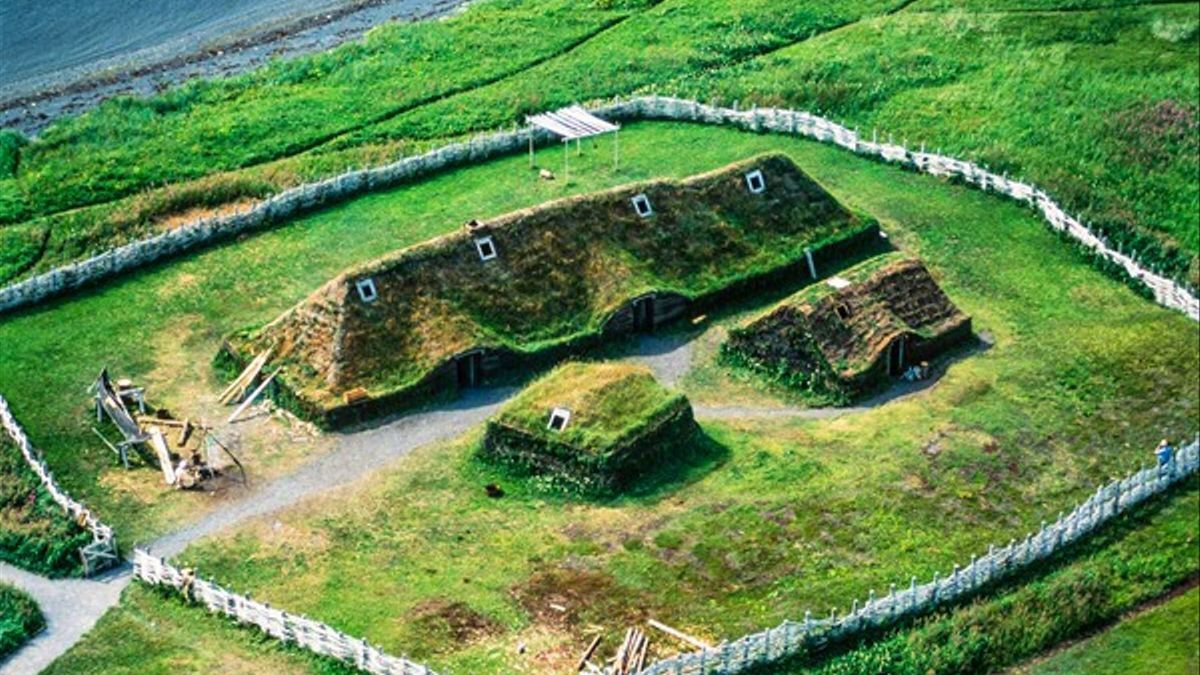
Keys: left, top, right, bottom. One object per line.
{"left": 526, "top": 105, "right": 620, "bottom": 182}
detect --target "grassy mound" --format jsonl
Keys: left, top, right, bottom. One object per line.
{"left": 482, "top": 362, "right": 696, "bottom": 495}
{"left": 723, "top": 252, "right": 971, "bottom": 402}
{"left": 0, "top": 581, "right": 44, "bottom": 659}
{"left": 234, "top": 153, "right": 871, "bottom": 423}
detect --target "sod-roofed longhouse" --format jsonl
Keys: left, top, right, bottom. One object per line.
{"left": 724, "top": 253, "right": 972, "bottom": 400}
{"left": 230, "top": 153, "right": 876, "bottom": 425}
{"left": 481, "top": 362, "right": 696, "bottom": 495}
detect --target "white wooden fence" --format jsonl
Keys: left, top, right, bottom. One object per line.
{"left": 132, "top": 549, "right": 437, "bottom": 675}
{"left": 632, "top": 437, "right": 1200, "bottom": 675}
{"left": 0, "top": 394, "right": 119, "bottom": 575}
{"left": 0, "top": 97, "right": 1195, "bottom": 322}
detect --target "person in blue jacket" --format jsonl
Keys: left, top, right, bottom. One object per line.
{"left": 1155, "top": 438, "right": 1175, "bottom": 467}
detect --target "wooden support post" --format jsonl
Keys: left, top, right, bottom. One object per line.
{"left": 563, "top": 139, "right": 570, "bottom": 184}
{"left": 91, "top": 427, "right": 126, "bottom": 469}
{"left": 614, "top": 127, "right": 620, "bottom": 170}
{"left": 227, "top": 369, "right": 279, "bottom": 424}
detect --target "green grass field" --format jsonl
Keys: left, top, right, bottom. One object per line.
{"left": 0, "top": 1, "right": 1196, "bottom": 667}
{"left": 789, "top": 481, "right": 1199, "bottom": 674}
{"left": 0, "top": 122, "right": 1193, "bottom": 551}
{"left": 1019, "top": 585, "right": 1200, "bottom": 675}
{"left": 0, "top": 581, "right": 44, "bottom": 659}
{"left": 0, "top": 0, "right": 1194, "bottom": 285}
{"left": 4, "top": 118, "right": 1189, "bottom": 671}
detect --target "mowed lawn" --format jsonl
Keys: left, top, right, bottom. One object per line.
{"left": 15, "top": 122, "right": 1192, "bottom": 671}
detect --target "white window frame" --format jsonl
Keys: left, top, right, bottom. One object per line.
{"left": 355, "top": 278, "right": 378, "bottom": 303}
{"left": 745, "top": 169, "right": 766, "bottom": 194}
{"left": 547, "top": 407, "right": 572, "bottom": 432}
{"left": 631, "top": 193, "right": 653, "bottom": 218}
{"left": 475, "top": 236, "right": 498, "bottom": 261}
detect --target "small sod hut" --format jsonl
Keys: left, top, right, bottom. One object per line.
{"left": 724, "top": 253, "right": 972, "bottom": 399}
{"left": 482, "top": 362, "right": 696, "bottom": 495}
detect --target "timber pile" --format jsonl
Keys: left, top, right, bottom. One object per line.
{"left": 610, "top": 628, "right": 649, "bottom": 675}
{"left": 219, "top": 348, "right": 272, "bottom": 405}
{"left": 92, "top": 368, "right": 245, "bottom": 489}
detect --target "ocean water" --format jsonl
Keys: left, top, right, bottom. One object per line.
{"left": 0, "top": 0, "right": 353, "bottom": 92}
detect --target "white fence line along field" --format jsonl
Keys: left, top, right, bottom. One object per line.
{"left": 131, "top": 549, "right": 438, "bottom": 675}
{"left": 632, "top": 437, "right": 1200, "bottom": 675}
{"left": 0, "top": 395, "right": 119, "bottom": 575}
{"left": 3, "top": 96, "right": 1199, "bottom": 672}
{"left": 0, "top": 97, "right": 1195, "bottom": 322}
{"left": 128, "top": 438, "right": 1199, "bottom": 675}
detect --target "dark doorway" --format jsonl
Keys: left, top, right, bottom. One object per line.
{"left": 887, "top": 338, "right": 905, "bottom": 377}
{"left": 456, "top": 351, "right": 483, "bottom": 388}
{"left": 633, "top": 295, "right": 655, "bottom": 332}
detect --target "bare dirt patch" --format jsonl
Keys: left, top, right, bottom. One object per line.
{"left": 512, "top": 567, "right": 651, "bottom": 631}
{"left": 410, "top": 597, "right": 501, "bottom": 644}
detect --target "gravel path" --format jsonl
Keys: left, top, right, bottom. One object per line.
{"left": 0, "top": 386, "right": 512, "bottom": 674}
{"left": 0, "top": 331, "right": 983, "bottom": 673}
{"left": 0, "top": 562, "right": 129, "bottom": 675}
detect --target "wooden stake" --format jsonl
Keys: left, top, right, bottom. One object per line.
{"left": 178, "top": 418, "right": 192, "bottom": 447}
{"left": 576, "top": 635, "right": 602, "bottom": 672}
{"left": 647, "top": 619, "right": 711, "bottom": 650}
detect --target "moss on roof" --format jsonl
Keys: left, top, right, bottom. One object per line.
{"left": 236, "top": 152, "right": 867, "bottom": 412}
{"left": 492, "top": 362, "right": 687, "bottom": 457}
{"left": 725, "top": 253, "right": 971, "bottom": 395}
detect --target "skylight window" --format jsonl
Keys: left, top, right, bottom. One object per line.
{"left": 475, "top": 236, "right": 497, "bottom": 261}
{"left": 745, "top": 169, "right": 766, "bottom": 194}
{"left": 631, "top": 193, "right": 653, "bottom": 218}
{"left": 355, "top": 278, "right": 378, "bottom": 303}
{"left": 547, "top": 407, "right": 572, "bottom": 432}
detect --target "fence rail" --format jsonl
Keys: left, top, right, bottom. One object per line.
{"left": 633, "top": 437, "right": 1200, "bottom": 675}
{"left": 132, "top": 549, "right": 437, "bottom": 675}
{"left": 0, "top": 395, "right": 118, "bottom": 575}
{"left": 0, "top": 97, "right": 1195, "bottom": 321}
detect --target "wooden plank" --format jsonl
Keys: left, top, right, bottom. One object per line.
{"left": 227, "top": 369, "right": 279, "bottom": 424}
{"left": 576, "top": 635, "right": 602, "bottom": 672}
{"left": 633, "top": 632, "right": 648, "bottom": 673}
{"left": 147, "top": 426, "right": 176, "bottom": 485}
{"left": 647, "top": 619, "right": 712, "bottom": 650}
{"left": 219, "top": 348, "right": 272, "bottom": 405}
{"left": 177, "top": 418, "right": 192, "bottom": 447}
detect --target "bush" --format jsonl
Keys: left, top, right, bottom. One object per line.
{"left": 0, "top": 582, "right": 45, "bottom": 658}
{"left": 0, "top": 440, "right": 91, "bottom": 577}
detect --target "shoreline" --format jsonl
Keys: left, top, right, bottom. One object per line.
{"left": 0, "top": 0, "right": 471, "bottom": 137}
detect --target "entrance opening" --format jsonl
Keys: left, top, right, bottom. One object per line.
{"left": 887, "top": 339, "right": 905, "bottom": 377}
{"left": 456, "top": 351, "right": 484, "bottom": 388}
{"left": 633, "top": 295, "right": 655, "bottom": 332}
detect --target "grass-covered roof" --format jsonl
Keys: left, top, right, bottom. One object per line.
{"left": 491, "top": 362, "right": 687, "bottom": 457}
{"left": 729, "top": 252, "right": 970, "bottom": 382}
{"left": 241, "top": 153, "right": 866, "bottom": 410}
